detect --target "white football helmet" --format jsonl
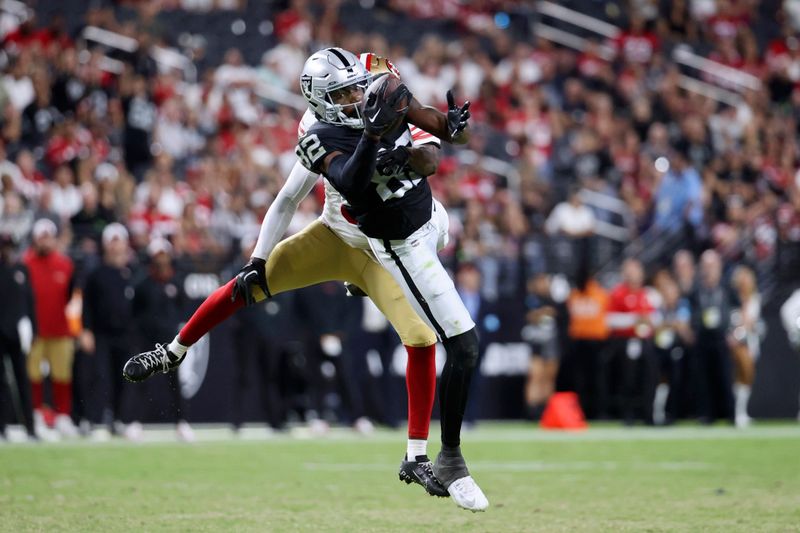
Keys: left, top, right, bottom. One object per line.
{"left": 300, "top": 47, "right": 372, "bottom": 129}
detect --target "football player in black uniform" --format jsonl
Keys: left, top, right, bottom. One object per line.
{"left": 294, "top": 48, "right": 487, "bottom": 511}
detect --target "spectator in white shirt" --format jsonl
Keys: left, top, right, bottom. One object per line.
{"left": 401, "top": 36, "right": 454, "bottom": 105}
{"left": 0, "top": 190, "right": 34, "bottom": 243}
{"left": 49, "top": 165, "right": 82, "bottom": 221}
{"left": 256, "top": 50, "right": 291, "bottom": 92}
{"left": 545, "top": 187, "right": 596, "bottom": 238}
{"left": 214, "top": 48, "right": 255, "bottom": 88}
{"left": 134, "top": 162, "right": 184, "bottom": 221}
{"left": 212, "top": 48, "right": 260, "bottom": 124}
{"left": 2, "top": 55, "right": 35, "bottom": 112}
{"left": 154, "top": 97, "right": 204, "bottom": 161}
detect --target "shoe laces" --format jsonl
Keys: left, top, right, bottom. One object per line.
{"left": 418, "top": 460, "right": 437, "bottom": 479}
{"left": 136, "top": 344, "right": 170, "bottom": 373}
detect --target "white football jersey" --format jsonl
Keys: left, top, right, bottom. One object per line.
{"left": 297, "top": 108, "right": 440, "bottom": 250}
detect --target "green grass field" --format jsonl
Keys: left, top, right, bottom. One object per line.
{"left": 2, "top": 423, "right": 800, "bottom": 532}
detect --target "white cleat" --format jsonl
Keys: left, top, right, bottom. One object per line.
{"left": 307, "top": 418, "right": 330, "bottom": 437}
{"left": 353, "top": 417, "right": 375, "bottom": 436}
{"left": 735, "top": 414, "right": 752, "bottom": 429}
{"left": 90, "top": 427, "right": 112, "bottom": 442}
{"left": 176, "top": 421, "right": 196, "bottom": 443}
{"left": 54, "top": 414, "right": 79, "bottom": 439}
{"left": 124, "top": 421, "right": 144, "bottom": 442}
{"left": 447, "top": 475, "right": 489, "bottom": 512}
{"left": 33, "top": 410, "right": 49, "bottom": 435}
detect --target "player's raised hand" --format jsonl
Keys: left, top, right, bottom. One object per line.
{"left": 231, "top": 257, "right": 269, "bottom": 305}
{"left": 363, "top": 78, "right": 412, "bottom": 138}
{"left": 446, "top": 90, "right": 471, "bottom": 142}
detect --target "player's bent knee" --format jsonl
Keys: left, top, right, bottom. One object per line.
{"left": 401, "top": 322, "right": 438, "bottom": 348}
{"left": 442, "top": 328, "right": 480, "bottom": 369}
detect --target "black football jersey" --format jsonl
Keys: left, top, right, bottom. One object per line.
{"left": 296, "top": 121, "right": 433, "bottom": 240}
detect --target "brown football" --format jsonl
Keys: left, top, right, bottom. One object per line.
{"left": 363, "top": 73, "right": 410, "bottom": 113}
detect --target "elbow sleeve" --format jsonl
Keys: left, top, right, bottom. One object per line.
{"left": 252, "top": 164, "right": 317, "bottom": 260}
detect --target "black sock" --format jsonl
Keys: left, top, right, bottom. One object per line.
{"left": 439, "top": 329, "right": 479, "bottom": 448}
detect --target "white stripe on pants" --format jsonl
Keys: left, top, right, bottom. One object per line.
{"left": 367, "top": 202, "right": 474, "bottom": 340}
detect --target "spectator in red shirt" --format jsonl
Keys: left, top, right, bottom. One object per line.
{"left": 607, "top": 258, "right": 657, "bottom": 424}
{"left": 706, "top": 0, "right": 750, "bottom": 44}
{"left": 2, "top": 17, "right": 39, "bottom": 53}
{"left": 36, "top": 14, "right": 74, "bottom": 50}
{"left": 22, "top": 219, "right": 78, "bottom": 438}
{"left": 614, "top": 16, "right": 659, "bottom": 65}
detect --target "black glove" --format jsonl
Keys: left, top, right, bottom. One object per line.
{"left": 363, "top": 81, "right": 412, "bottom": 137}
{"left": 446, "top": 89, "right": 471, "bottom": 141}
{"left": 231, "top": 257, "right": 269, "bottom": 305}
{"left": 376, "top": 146, "right": 410, "bottom": 176}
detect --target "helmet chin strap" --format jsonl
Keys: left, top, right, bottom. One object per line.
{"left": 331, "top": 101, "right": 364, "bottom": 128}
{"left": 344, "top": 108, "right": 365, "bottom": 129}
{"left": 325, "top": 107, "right": 339, "bottom": 122}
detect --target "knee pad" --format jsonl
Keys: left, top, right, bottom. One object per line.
{"left": 442, "top": 328, "right": 480, "bottom": 370}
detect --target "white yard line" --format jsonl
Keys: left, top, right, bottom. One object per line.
{"left": 2, "top": 423, "right": 799, "bottom": 447}
{"left": 303, "top": 460, "right": 714, "bottom": 472}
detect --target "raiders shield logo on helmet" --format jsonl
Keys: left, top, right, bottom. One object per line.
{"left": 300, "top": 74, "right": 313, "bottom": 99}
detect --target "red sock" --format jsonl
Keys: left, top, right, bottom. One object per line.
{"left": 406, "top": 344, "right": 437, "bottom": 440}
{"left": 178, "top": 279, "right": 245, "bottom": 346}
{"left": 31, "top": 381, "right": 43, "bottom": 409}
{"left": 52, "top": 380, "right": 72, "bottom": 415}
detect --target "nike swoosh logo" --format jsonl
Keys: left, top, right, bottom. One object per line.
{"left": 369, "top": 109, "right": 381, "bottom": 123}
{"left": 453, "top": 490, "right": 476, "bottom": 508}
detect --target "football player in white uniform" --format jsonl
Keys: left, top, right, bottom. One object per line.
{"left": 124, "top": 49, "right": 481, "bottom": 509}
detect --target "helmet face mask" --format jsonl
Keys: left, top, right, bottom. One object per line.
{"left": 300, "top": 48, "right": 372, "bottom": 129}
{"left": 325, "top": 81, "right": 370, "bottom": 121}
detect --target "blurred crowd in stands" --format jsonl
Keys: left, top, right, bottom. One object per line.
{"left": 1, "top": 0, "right": 799, "bottom": 440}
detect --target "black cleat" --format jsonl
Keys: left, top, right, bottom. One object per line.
{"left": 123, "top": 343, "right": 183, "bottom": 383}
{"left": 399, "top": 455, "right": 449, "bottom": 497}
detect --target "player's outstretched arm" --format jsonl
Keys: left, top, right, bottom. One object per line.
{"left": 407, "top": 90, "right": 471, "bottom": 145}
{"left": 252, "top": 161, "right": 319, "bottom": 261}
{"left": 231, "top": 161, "right": 319, "bottom": 305}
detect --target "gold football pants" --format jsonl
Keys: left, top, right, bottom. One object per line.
{"left": 249, "top": 220, "right": 437, "bottom": 348}
{"left": 28, "top": 337, "right": 75, "bottom": 382}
